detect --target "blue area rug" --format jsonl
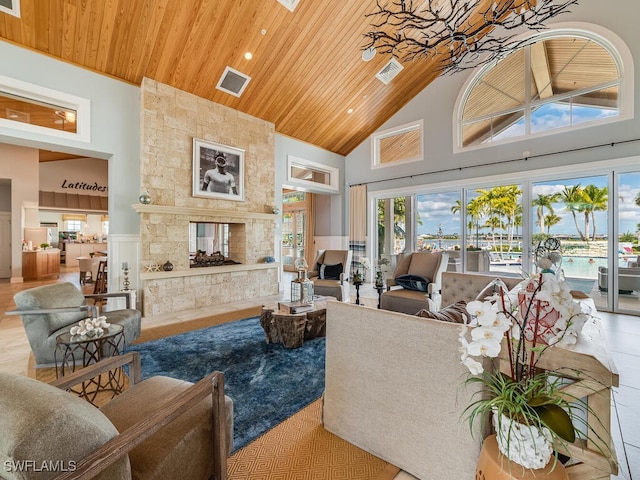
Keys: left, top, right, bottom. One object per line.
{"left": 126, "top": 316, "right": 325, "bottom": 452}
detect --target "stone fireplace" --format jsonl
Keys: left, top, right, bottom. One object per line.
{"left": 189, "top": 221, "right": 244, "bottom": 267}
{"left": 137, "top": 78, "right": 278, "bottom": 317}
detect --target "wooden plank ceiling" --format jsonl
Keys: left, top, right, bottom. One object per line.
{"left": 0, "top": 0, "right": 452, "bottom": 156}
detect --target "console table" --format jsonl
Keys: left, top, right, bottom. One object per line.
{"left": 499, "top": 312, "right": 619, "bottom": 479}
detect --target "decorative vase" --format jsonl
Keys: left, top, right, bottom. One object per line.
{"left": 493, "top": 411, "right": 554, "bottom": 470}
{"left": 518, "top": 290, "right": 561, "bottom": 345}
{"left": 162, "top": 260, "right": 174, "bottom": 271}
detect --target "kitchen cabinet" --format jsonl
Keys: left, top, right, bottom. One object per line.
{"left": 64, "top": 243, "right": 107, "bottom": 267}
{"left": 22, "top": 249, "right": 61, "bottom": 281}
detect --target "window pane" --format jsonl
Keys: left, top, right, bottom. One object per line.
{"left": 463, "top": 49, "right": 525, "bottom": 121}
{"left": 415, "top": 191, "right": 462, "bottom": 272}
{"left": 0, "top": 92, "right": 77, "bottom": 133}
{"left": 459, "top": 32, "right": 622, "bottom": 148}
{"left": 544, "top": 38, "right": 619, "bottom": 98}
{"left": 466, "top": 185, "right": 522, "bottom": 275}
{"left": 379, "top": 128, "right": 421, "bottom": 164}
{"left": 531, "top": 102, "right": 571, "bottom": 133}
{"left": 617, "top": 172, "right": 640, "bottom": 314}
{"left": 531, "top": 176, "right": 609, "bottom": 307}
{"left": 377, "top": 197, "right": 408, "bottom": 271}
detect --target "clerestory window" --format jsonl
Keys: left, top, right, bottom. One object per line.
{"left": 457, "top": 29, "right": 626, "bottom": 149}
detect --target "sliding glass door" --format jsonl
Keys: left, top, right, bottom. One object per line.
{"left": 531, "top": 175, "right": 609, "bottom": 308}
{"left": 615, "top": 171, "right": 640, "bottom": 314}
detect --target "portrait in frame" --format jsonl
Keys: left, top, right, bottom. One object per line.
{"left": 192, "top": 138, "right": 244, "bottom": 201}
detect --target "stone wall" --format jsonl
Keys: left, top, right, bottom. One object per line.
{"left": 139, "top": 78, "right": 278, "bottom": 316}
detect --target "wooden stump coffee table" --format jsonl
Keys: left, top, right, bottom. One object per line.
{"left": 260, "top": 296, "right": 334, "bottom": 348}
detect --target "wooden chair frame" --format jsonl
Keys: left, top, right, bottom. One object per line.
{"left": 49, "top": 352, "right": 228, "bottom": 480}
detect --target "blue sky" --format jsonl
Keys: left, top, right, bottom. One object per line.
{"left": 415, "top": 172, "right": 640, "bottom": 239}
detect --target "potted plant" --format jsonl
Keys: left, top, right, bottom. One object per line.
{"left": 353, "top": 257, "right": 370, "bottom": 284}
{"left": 460, "top": 239, "right": 610, "bottom": 470}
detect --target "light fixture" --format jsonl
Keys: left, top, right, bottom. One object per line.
{"left": 362, "top": 46, "right": 377, "bottom": 61}
{"left": 244, "top": 51, "right": 253, "bottom": 60}
{"left": 54, "top": 110, "right": 76, "bottom": 123}
{"left": 347, "top": 108, "right": 354, "bottom": 114}
{"left": 363, "top": 0, "right": 579, "bottom": 75}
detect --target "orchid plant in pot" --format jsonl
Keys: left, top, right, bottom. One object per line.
{"left": 460, "top": 239, "right": 606, "bottom": 470}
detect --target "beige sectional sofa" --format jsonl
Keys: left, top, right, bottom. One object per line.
{"left": 323, "top": 272, "right": 522, "bottom": 479}
{"left": 323, "top": 271, "right": 619, "bottom": 479}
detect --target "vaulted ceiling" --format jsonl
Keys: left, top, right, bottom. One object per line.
{"left": 0, "top": 0, "right": 452, "bottom": 156}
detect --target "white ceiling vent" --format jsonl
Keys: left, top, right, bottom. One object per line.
{"left": 376, "top": 58, "right": 404, "bottom": 85}
{"left": 0, "top": 0, "right": 21, "bottom": 18}
{"left": 277, "top": 0, "right": 300, "bottom": 12}
{"left": 216, "top": 66, "right": 251, "bottom": 97}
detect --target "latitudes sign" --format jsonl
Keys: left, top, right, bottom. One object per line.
{"left": 61, "top": 180, "right": 108, "bottom": 193}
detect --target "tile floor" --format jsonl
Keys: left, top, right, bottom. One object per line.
{"left": 0, "top": 268, "right": 637, "bottom": 479}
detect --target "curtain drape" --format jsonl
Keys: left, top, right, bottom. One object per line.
{"left": 349, "top": 184, "right": 367, "bottom": 275}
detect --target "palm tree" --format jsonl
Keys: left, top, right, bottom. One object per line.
{"left": 635, "top": 192, "right": 640, "bottom": 207}
{"left": 582, "top": 184, "right": 608, "bottom": 241}
{"left": 560, "top": 185, "right": 587, "bottom": 241}
{"left": 544, "top": 213, "right": 562, "bottom": 235}
{"left": 532, "top": 193, "right": 561, "bottom": 234}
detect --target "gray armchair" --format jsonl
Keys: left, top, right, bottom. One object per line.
{"left": 0, "top": 352, "right": 232, "bottom": 480}
{"left": 8, "top": 282, "right": 141, "bottom": 367}
{"left": 308, "top": 249, "right": 353, "bottom": 302}
{"left": 380, "top": 251, "right": 449, "bottom": 315}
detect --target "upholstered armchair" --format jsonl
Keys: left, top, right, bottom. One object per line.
{"left": 0, "top": 352, "right": 232, "bottom": 480}
{"left": 308, "top": 249, "right": 353, "bottom": 302}
{"left": 380, "top": 251, "right": 449, "bottom": 315}
{"left": 8, "top": 282, "right": 141, "bottom": 367}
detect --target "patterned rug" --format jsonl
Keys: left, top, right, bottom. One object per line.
{"left": 228, "top": 399, "right": 400, "bottom": 480}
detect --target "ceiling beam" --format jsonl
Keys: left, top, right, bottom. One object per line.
{"left": 530, "top": 41, "right": 554, "bottom": 100}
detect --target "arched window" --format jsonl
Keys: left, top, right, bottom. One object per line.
{"left": 457, "top": 28, "right": 629, "bottom": 149}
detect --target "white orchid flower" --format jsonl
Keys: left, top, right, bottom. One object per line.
{"left": 466, "top": 300, "right": 498, "bottom": 326}
{"left": 467, "top": 337, "right": 502, "bottom": 358}
{"left": 463, "top": 357, "right": 484, "bottom": 375}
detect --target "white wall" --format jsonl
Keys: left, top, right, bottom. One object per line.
{"left": 345, "top": 0, "right": 640, "bottom": 192}
{"left": 39, "top": 158, "right": 108, "bottom": 196}
{"left": 0, "top": 144, "right": 39, "bottom": 279}
{"left": 275, "top": 134, "right": 346, "bottom": 236}
{"left": 0, "top": 41, "right": 140, "bottom": 235}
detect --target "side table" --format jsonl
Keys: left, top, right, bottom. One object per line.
{"left": 476, "top": 435, "right": 568, "bottom": 480}
{"left": 353, "top": 281, "right": 363, "bottom": 305}
{"left": 55, "top": 324, "right": 125, "bottom": 405}
{"left": 375, "top": 284, "right": 386, "bottom": 309}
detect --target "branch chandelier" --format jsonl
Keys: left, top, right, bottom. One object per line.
{"left": 363, "top": 0, "right": 579, "bottom": 74}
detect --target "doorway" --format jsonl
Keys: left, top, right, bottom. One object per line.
{"left": 0, "top": 212, "right": 10, "bottom": 279}
{"left": 281, "top": 190, "right": 315, "bottom": 272}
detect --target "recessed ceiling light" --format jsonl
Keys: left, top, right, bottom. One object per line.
{"left": 244, "top": 52, "right": 253, "bottom": 60}
{"left": 261, "top": 29, "right": 267, "bottom": 35}
{"left": 347, "top": 108, "right": 354, "bottom": 114}
{"left": 362, "top": 47, "right": 376, "bottom": 62}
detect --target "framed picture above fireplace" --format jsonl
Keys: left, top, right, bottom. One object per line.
{"left": 192, "top": 138, "right": 244, "bottom": 201}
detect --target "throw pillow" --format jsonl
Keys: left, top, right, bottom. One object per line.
{"left": 318, "top": 263, "right": 343, "bottom": 280}
{"left": 475, "top": 278, "right": 510, "bottom": 302}
{"left": 416, "top": 300, "right": 468, "bottom": 324}
{"left": 395, "top": 274, "right": 431, "bottom": 292}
